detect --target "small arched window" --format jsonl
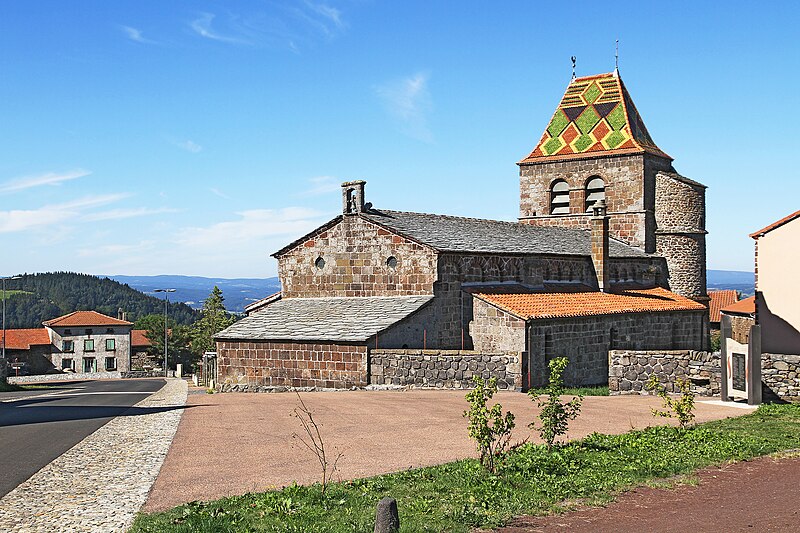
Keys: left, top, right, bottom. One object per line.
{"left": 314, "top": 256, "right": 325, "bottom": 271}
{"left": 550, "top": 180, "right": 570, "bottom": 214}
{"left": 585, "top": 176, "right": 605, "bottom": 212}
{"left": 386, "top": 256, "right": 398, "bottom": 270}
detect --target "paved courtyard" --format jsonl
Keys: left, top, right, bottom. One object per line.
{"left": 144, "top": 389, "right": 753, "bottom": 512}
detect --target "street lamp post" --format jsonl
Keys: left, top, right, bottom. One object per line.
{"left": 154, "top": 289, "right": 176, "bottom": 378}
{"left": 2, "top": 275, "right": 23, "bottom": 363}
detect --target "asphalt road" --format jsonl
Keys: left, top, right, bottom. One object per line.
{"left": 0, "top": 379, "right": 165, "bottom": 498}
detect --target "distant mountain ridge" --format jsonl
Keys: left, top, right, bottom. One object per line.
{"left": 107, "top": 270, "right": 753, "bottom": 312}
{"left": 106, "top": 275, "right": 282, "bottom": 313}
{"left": 3, "top": 272, "right": 199, "bottom": 329}
{"left": 707, "top": 269, "right": 754, "bottom": 297}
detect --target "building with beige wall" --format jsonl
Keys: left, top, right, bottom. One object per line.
{"left": 751, "top": 210, "right": 800, "bottom": 354}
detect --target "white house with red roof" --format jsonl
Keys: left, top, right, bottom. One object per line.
{"left": 1, "top": 310, "right": 151, "bottom": 376}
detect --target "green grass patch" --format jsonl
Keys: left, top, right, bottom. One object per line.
{"left": 130, "top": 404, "right": 800, "bottom": 533}
{"left": 559, "top": 385, "right": 609, "bottom": 396}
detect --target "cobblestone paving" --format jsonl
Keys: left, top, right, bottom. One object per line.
{"left": 0, "top": 379, "right": 187, "bottom": 532}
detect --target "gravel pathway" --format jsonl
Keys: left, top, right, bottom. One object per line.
{"left": 0, "top": 379, "right": 187, "bottom": 532}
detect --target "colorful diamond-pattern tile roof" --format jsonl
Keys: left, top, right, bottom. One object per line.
{"left": 520, "top": 73, "right": 671, "bottom": 164}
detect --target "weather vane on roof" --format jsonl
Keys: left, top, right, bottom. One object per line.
{"left": 614, "top": 39, "right": 619, "bottom": 75}
{"left": 571, "top": 56, "right": 576, "bottom": 79}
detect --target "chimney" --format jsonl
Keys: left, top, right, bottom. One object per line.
{"left": 341, "top": 180, "right": 366, "bottom": 214}
{"left": 117, "top": 308, "right": 124, "bottom": 320}
{"left": 591, "top": 199, "right": 610, "bottom": 292}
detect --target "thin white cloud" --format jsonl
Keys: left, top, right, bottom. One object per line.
{"left": 0, "top": 193, "right": 128, "bottom": 233}
{"left": 120, "top": 25, "right": 155, "bottom": 44}
{"left": 306, "top": 2, "right": 344, "bottom": 29}
{"left": 375, "top": 72, "right": 434, "bottom": 142}
{"left": 297, "top": 176, "right": 340, "bottom": 197}
{"left": 83, "top": 207, "right": 178, "bottom": 222}
{"left": 0, "top": 169, "right": 90, "bottom": 194}
{"left": 177, "top": 140, "right": 202, "bottom": 153}
{"left": 190, "top": 13, "right": 248, "bottom": 44}
{"left": 77, "top": 241, "right": 156, "bottom": 258}
{"left": 209, "top": 188, "right": 231, "bottom": 199}
{"left": 175, "top": 207, "right": 324, "bottom": 249}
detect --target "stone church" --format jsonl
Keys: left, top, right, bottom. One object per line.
{"left": 215, "top": 71, "right": 708, "bottom": 391}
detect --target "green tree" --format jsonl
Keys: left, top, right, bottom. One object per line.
{"left": 529, "top": 357, "right": 583, "bottom": 449}
{"left": 190, "top": 286, "right": 236, "bottom": 356}
{"left": 134, "top": 314, "right": 193, "bottom": 371}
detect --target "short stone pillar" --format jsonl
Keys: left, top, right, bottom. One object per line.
{"left": 374, "top": 497, "right": 400, "bottom": 533}
{"left": 176, "top": 363, "right": 183, "bottom": 378}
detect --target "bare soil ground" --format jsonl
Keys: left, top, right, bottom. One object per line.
{"left": 144, "top": 389, "right": 750, "bottom": 512}
{"left": 498, "top": 454, "right": 800, "bottom": 533}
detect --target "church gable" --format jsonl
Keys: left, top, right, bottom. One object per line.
{"left": 520, "top": 73, "right": 671, "bottom": 164}
{"left": 277, "top": 215, "right": 438, "bottom": 298}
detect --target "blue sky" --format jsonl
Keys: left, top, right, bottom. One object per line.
{"left": 1, "top": 1, "right": 797, "bottom": 278}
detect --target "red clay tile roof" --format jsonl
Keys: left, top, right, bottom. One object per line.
{"left": 519, "top": 73, "right": 671, "bottom": 164}
{"left": 131, "top": 329, "right": 151, "bottom": 347}
{"left": 708, "top": 290, "right": 739, "bottom": 323}
{"left": 473, "top": 286, "right": 705, "bottom": 320}
{"left": 720, "top": 295, "right": 755, "bottom": 316}
{"left": 43, "top": 310, "right": 132, "bottom": 327}
{"left": 0, "top": 328, "right": 51, "bottom": 350}
{"left": 749, "top": 209, "right": 800, "bottom": 239}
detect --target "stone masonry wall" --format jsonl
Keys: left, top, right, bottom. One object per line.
{"left": 654, "top": 172, "right": 707, "bottom": 300}
{"left": 528, "top": 311, "right": 706, "bottom": 388}
{"left": 470, "top": 297, "right": 527, "bottom": 352}
{"left": 216, "top": 340, "right": 368, "bottom": 390}
{"left": 369, "top": 349, "right": 523, "bottom": 390}
{"left": 278, "top": 216, "right": 438, "bottom": 298}
{"left": 762, "top": 353, "right": 800, "bottom": 400}
{"left": 519, "top": 153, "right": 674, "bottom": 250}
{"left": 608, "top": 350, "right": 720, "bottom": 396}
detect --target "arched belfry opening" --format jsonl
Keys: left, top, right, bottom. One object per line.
{"left": 341, "top": 180, "right": 366, "bottom": 214}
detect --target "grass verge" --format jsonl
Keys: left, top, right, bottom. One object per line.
{"left": 130, "top": 403, "right": 800, "bottom": 533}
{"left": 0, "top": 380, "right": 23, "bottom": 392}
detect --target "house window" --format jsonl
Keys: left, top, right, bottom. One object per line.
{"left": 585, "top": 176, "right": 606, "bottom": 212}
{"left": 106, "top": 328, "right": 114, "bottom": 334}
{"left": 62, "top": 358, "right": 74, "bottom": 371}
{"left": 386, "top": 256, "right": 398, "bottom": 270}
{"left": 105, "top": 338, "right": 116, "bottom": 351}
{"left": 85, "top": 329, "right": 93, "bottom": 335}
{"left": 314, "top": 256, "right": 325, "bottom": 271}
{"left": 83, "top": 357, "right": 96, "bottom": 373}
{"left": 84, "top": 339, "right": 95, "bottom": 352}
{"left": 105, "top": 357, "right": 117, "bottom": 371}
{"left": 63, "top": 340, "right": 74, "bottom": 352}
{"left": 550, "top": 180, "right": 570, "bottom": 214}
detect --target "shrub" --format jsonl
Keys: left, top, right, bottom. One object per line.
{"left": 463, "top": 376, "right": 515, "bottom": 473}
{"left": 645, "top": 375, "right": 696, "bottom": 428}
{"left": 529, "top": 357, "right": 583, "bottom": 449}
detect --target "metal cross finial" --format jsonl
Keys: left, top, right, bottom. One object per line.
{"left": 614, "top": 40, "right": 619, "bottom": 74}
{"left": 571, "top": 56, "right": 576, "bottom": 79}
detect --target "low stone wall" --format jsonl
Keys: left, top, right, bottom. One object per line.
{"left": 8, "top": 371, "right": 123, "bottom": 383}
{"left": 609, "top": 350, "right": 720, "bottom": 396}
{"left": 762, "top": 353, "right": 800, "bottom": 399}
{"left": 121, "top": 370, "right": 167, "bottom": 379}
{"left": 369, "top": 349, "right": 523, "bottom": 390}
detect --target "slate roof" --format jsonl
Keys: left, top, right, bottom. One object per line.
{"left": 0, "top": 329, "right": 51, "bottom": 350}
{"left": 708, "top": 290, "right": 739, "bottom": 323}
{"left": 520, "top": 72, "right": 671, "bottom": 164}
{"left": 215, "top": 295, "right": 434, "bottom": 342}
{"left": 472, "top": 285, "right": 704, "bottom": 320}
{"left": 361, "top": 209, "right": 647, "bottom": 257}
{"left": 43, "top": 310, "right": 132, "bottom": 327}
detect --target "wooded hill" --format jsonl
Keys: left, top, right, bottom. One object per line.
{"left": 2, "top": 272, "right": 199, "bottom": 329}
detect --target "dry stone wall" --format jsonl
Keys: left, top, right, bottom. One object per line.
{"left": 762, "top": 353, "right": 800, "bottom": 399}
{"left": 608, "top": 350, "right": 720, "bottom": 396}
{"left": 369, "top": 349, "right": 522, "bottom": 390}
